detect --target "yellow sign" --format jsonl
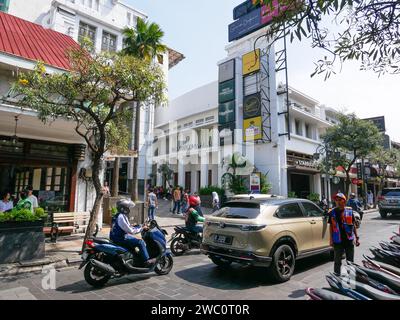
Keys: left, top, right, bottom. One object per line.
{"left": 244, "top": 116, "right": 262, "bottom": 141}
{"left": 242, "top": 49, "right": 260, "bottom": 75}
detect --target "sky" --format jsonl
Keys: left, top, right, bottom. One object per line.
{"left": 126, "top": 0, "right": 400, "bottom": 141}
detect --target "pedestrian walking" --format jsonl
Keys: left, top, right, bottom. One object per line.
{"left": 367, "top": 190, "right": 374, "bottom": 208}
{"left": 212, "top": 191, "right": 220, "bottom": 212}
{"left": 328, "top": 192, "right": 360, "bottom": 275}
{"left": 26, "top": 185, "right": 38, "bottom": 212}
{"left": 172, "top": 186, "right": 181, "bottom": 214}
{"left": 147, "top": 188, "right": 158, "bottom": 220}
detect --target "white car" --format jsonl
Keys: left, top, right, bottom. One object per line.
{"left": 230, "top": 194, "right": 286, "bottom": 201}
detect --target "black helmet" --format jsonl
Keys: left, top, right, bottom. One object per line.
{"left": 116, "top": 199, "right": 135, "bottom": 215}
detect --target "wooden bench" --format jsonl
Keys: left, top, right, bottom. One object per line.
{"left": 43, "top": 211, "right": 96, "bottom": 242}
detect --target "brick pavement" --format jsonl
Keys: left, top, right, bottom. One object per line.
{"left": 0, "top": 210, "right": 398, "bottom": 300}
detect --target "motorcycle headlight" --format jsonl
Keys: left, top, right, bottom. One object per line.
{"left": 240, "top": 224, "right": 267, "bottom": 231}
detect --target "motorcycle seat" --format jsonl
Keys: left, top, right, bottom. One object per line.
{"left": 93, "top": 237, "right": 111, "bottom": 244}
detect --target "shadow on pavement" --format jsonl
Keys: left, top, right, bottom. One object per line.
{"left": 174, "top": 252, "right": 331, "bottom": 291}
{"left": 56, "top": 273, "right": 153, "bottom": 294}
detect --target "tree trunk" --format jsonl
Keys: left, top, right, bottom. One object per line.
{"left": 82, "top": 152, "right": 104, "bottom": 252}
{"left": 131, "top": 104, "right": 140, "bottom": 202}
{"left": 111, "top": 157, "right": 120, "bottom": 197}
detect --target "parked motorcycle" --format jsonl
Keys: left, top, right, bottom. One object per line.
{"left": 326, "top": 273, "right": 371, "bottom": 300}
{"left": 363, "top": 255, "right": 400, "bottom": 277}
{"left": 370, "top": 247, "right": 400, "bottom": 267}
{"left": 169, "top": 225, "right": 202, "bottom": 256}
{"left": 79, "top": 220, "right": 173, "bottom": 287}
{"left": 305, "top": 287, "right": 354, "bottom": 300}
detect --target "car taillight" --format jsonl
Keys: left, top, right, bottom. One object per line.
{"left": 378, "top": 196, "right": 385, "bottom": 201}
{"left": 240, "top": 224, "right": 267, "bottom": 231}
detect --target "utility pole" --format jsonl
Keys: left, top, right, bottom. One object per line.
{"left": 361, "top": 157, "right": 367, "bottom": 210}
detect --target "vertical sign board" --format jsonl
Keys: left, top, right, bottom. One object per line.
{"left": 356, "top": 163, "right": 363, "bottom": 180}
{"left": 243, "top": 73, "right": 261, "bottom": 96}
{"left": 219, "top": 79, "right": 235, "bottom": 103}
{"left": 219, "top": 122, "right": 235, "bottom": 146}
{"left": 229, "top": 7, "right": 262, "bottom": 42}
{"left": 243, "top": 117, "right": 263, "bottom": 142}
{"left": 250, "top": 172, "right": 261, "bottom": 193}
{"left": 219, "top": 59, "right": 235, "bottom": 83}
{"left": 218, "top": 101, "right": 236, "bottom": 124}
{"left": 233, "top": 0, "right": 253, "bottom": 20}
{"left": 243, "top": 93, "right": 261, "bottom": 119}
{"left": 242, "top": 49, "right": 261, "bottom": 76}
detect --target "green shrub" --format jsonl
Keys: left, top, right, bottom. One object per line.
{"left": 307, "top": 193, "right": 320, "bottom": 203}
{"left": 288, "top": 191, "right": 297, "bottom": 198}
{"left": 199, "top": 186, "right": 225, "bottom": 199}
{"left": 260, "top": 173, "right": 272, "bottom": 194}
{"left": 0, "top": 207, "right": 47, "bottom": 223}
{"left": 111, "top": 207, "right": 118, "bottom": 216}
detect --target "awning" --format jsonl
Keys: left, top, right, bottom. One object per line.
{"left": 168, "top": 47, "right": 185, "bottom": 69}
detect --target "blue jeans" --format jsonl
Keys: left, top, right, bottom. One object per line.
{"left": 148, "top": 205, "right": 156, "bottom": 220}
{"left": 173, "top": 201, "right": 181, "bottom": 213}
{"left": 118, "top": 235, "right": 150, "bottom": 261}
{"left": 186, "top": 225, "right": 203, "bottom": 234}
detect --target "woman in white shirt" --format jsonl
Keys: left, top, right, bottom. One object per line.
{"left": 0, "top": 191, "right": 13, "bottom": 212}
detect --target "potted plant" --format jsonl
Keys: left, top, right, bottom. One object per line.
{"left": 307, "top": 192, "right": 321, "bottom": 204}
{"left": 0, "top": 207, "right": 47, "bottom": 264}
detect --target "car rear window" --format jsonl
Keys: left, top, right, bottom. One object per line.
{"left": 214, "top": 201, "right": 261, "bottom": 219}
{"left": 382, "top": 189, "right": 400, "bottom": 196}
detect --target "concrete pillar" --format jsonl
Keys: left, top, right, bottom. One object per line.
{"left": 178, "top": 160, "right": 185, "bottom": 187}
{"left": 200, "top": 152, "right": 208, "bottom": 188}
{"left": 314, "top": 174, "right": 322, "bottom": 198}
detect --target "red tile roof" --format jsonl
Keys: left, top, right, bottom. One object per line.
{"left": 0, "top": 11, "right": 79, "bottom": 70}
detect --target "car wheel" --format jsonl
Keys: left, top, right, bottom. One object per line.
{"left": 210, "top": 255, "right": 232, "bottom": 268}
{"left": 380, "top": 211, "right": 388, "bottom": 219}
{"left": 269, "top": 244, "right": 295, "bottom": 283}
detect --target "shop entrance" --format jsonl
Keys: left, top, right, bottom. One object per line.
{"left": 289, "top": 173, "right": 311, "bottom": 199}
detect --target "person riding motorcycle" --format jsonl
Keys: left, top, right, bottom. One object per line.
{"left": 185, "top": 195, "right": 205, "bottom": 235}
{"left": 109, "top": 199, "right": 156, "bottom": 267}
{"left": 347, "top": 193, "right": 364, "bottom": 221}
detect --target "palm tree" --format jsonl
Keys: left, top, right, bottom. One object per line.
{"left": 122, "top": 18, "right": 167, "bottom": 202}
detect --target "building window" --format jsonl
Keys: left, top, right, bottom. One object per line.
{"left": 94, "top": 0, "right": 100, "bottom": 11}
{"left": 195, "top": 119, "right": 204, "bottom": 126}
{"left": 78, "top": 22, "right": 96, "bottom": 47}
{"left": 295, "top": 120, "right": 302, "bottom": 136}
{"left": 305, "top": 123, "right": 312, "bottom": 139}
{"left": 88, "top": 0, "right": 93, "bottom": 8}
{"left": 184, "top": 122, "right": 193, "bottom": 128}
{"left": 205, "top": 116, "right": 215, "bottom": 123}
{"left": 102, "top": 31, "right": 117, "bottom": 52}
{"left": 157, "top": 54, "right": 164, "bottom": 65}
{"left": 0, "top": 0, "right": 10, "bottom": 12}
{"left": 127, "top": 12, "right": 131, "bottom": 25}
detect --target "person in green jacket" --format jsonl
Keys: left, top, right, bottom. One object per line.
{"left": 16, "top": 190, "right": 33, "bottom": 211}
{"left": 185, "top": 207, "right": 205, "bottom": 234}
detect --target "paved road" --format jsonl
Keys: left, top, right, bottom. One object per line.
{"left": 0, "top": 210, "right": 398, "bottom": 300}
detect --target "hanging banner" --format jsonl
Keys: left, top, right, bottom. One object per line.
{"left": 242, "top": 49, "right": 260, "bottom": 76}
{"left": 219, "top": 59, "right": 235, "bottom": 83}
{"left": 243, "top": 93, "right": 261, "bottom": 119}
{"left": 219, "top": 79, "right": 235, "bottom": 103}
{"left": 243, "top": 116, "right": 262, "bottom": 141}
{"left": 219, "top": 100, "right": 235, "bottom": 124}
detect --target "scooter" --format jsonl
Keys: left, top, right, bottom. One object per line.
{"left": 169, "top": 225, "right": 202, "bottom": 256}
{"left": 363, "top": 255, "right": 400, "bottom": 277}
{"left": 79, "top": 220, "right": 173, "bottom": 287}
{"left": 325, "top": 273, "right": 371, "bottom": 300}
{"left": 370, "top": 247, "right": 400, "bottom": 267}
{"left": 305, "top": 288, "right": 354, "bottom": 300}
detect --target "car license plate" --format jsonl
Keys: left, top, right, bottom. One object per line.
{"left": 81, "top": 251, "right": 89, "bottom": 260}
{"left": 389, "top": 200, "right": 398, "bottom": 204}
{"left": 214, "top": 234, "right": 233, "bottom": 245}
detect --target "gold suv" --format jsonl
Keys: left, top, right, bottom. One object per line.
{"left": 200, "top": 198, "right": 332, "bottom": 282}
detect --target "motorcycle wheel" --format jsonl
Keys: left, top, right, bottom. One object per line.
{"left": 170, "top": 237, "right": 188, "bottom": 256}
{"left": 84, "top": 263, "right": 111, "bottom": 288}
{"left": 154, "top": 255, "right": 174, "bottom": 275}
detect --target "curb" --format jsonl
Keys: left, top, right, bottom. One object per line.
{"left": 0, "top": 256, "right": 82, "bottom": 278}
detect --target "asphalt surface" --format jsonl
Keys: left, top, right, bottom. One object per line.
{"left": 0, "top": 210, "right": 398, "bottom": 300}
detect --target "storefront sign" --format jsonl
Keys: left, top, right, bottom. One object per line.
{"left": 287, "top": 153, "right": 319, "bottom": 169}
{"left": 219, "top": 100, "right": 235, "bottom": 124}
{"left": 250, "top": 172, "right": 261, "bottom": 193}
{"left": 352, "top": 178, "right": 362, "bottom": 185}
{"left": 233, "top": 0, "right": 253, "bottom": 20}
{"left": 219, "top": 79, "right": 235, "bottom": 103}
{"left": 229, "top": 7, "right": 262, "bottom": 42}
{"left": 229, "top": 0, "right": 292, "bottom": 42}
{"left": 219, "top": 59, "right": 235, "bottom": 83}
{"left": 363, "top": 116, "right": 386, "bottom": 132}
{"left": 357, "top": 163, "right": 363, "bottom": 179}
{"left": 243, "top": 73, "right": 261, "bottom": 96}
{"left": 243, "top": 93, "right": 261, "bottom": 119}
{"left": 243, "top": 116, "right": 262, "bottom": 141}
{"left": 242, "top": 49, "right": 260, "bottom": 75}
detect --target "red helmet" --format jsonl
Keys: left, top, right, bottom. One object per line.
{"left": 188, "top": 195, "right": 200, "bottom": 207}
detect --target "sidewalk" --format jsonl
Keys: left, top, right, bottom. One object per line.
{"left": 0, "top": 201, "right": 213, "bottom": 278}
